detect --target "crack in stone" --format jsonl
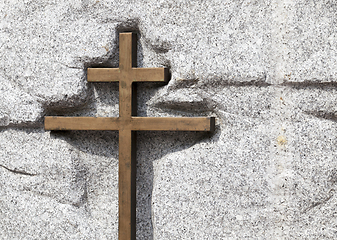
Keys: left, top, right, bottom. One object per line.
{"left": 302, "top": 189, "right": 335, "bottom": 213}
{"left": 282, "top": 80, "right": 337, "bottom": 89}
{"left": 55, "top": 61, "right": 83, "bottom": 69}
{"left": 0, "top": 164, "right": 38, "bottom": 176}
{"left": 304, "top": 111, "right": 337, "bottom": 122}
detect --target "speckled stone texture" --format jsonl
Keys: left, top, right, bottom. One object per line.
{"left": 1, "top": 0, "right": 337, "bottom": 239}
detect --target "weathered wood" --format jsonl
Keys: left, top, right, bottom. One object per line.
{"left": 44, "top": 117, "right": 120, "bottom": 130}
{"left": 44, "top": 32, "right": 215, "bottom": 240}
{"left": 132, "top": 68, "right": 168, "bottom": 82}
{"left": 45, "top": 116, "right": 214, "bottom": 131}
{"left": 87, "top": 68, "right": 120, "bottom": 82}
{"left": 118, "top": 129, "right": 136, "bottom": 240}
{"left": 87, "top": 68, "right": 168, "bottom": 83}
{"left": 131, "top": 117, "right": 214, "bottom": 131}
{"left": 119, "top": 32, "right": 134, "bottom": 70}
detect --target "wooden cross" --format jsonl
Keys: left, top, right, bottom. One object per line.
{"left": 45, "top": 32, "right": 215, "bottom": 240}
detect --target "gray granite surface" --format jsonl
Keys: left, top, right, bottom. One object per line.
{"left": 1, "top": 0, "right": 337, "bottom": 239}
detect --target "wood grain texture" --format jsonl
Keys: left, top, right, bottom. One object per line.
{"left": 87, "top": 68, "right": 120, "bottom": 82}
{"left": 44, "top": 117, "right": 120, "bottom": 130}
{"left": 131, "top": 117, "right": 214, "bottom": 131}
{"left": 45, "top": 117, "right": 214, "bottom": 132}
{"left": 118, "top": 129, "right": 136, "bottom": 240}
{"left": 87, "top": 67, "right": 168, "bottom": 83}
{"left": 132, "top": 68, "right": 168, "bottom": 82}
{"left": 44, "top": 32, "right": 215, "bottom": 240}
{"left": 119, "top": 32, "right": 133, "bottom": 70}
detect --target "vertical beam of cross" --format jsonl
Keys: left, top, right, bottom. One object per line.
{"left": 45, "top": 32, "right": 215, "bottom": 240}
{"left": 118, "top": 33, "right": 137, "bottom": 240}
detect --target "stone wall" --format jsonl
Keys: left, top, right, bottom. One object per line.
{"left": 1, "top": 0, "right": 337, "bottom": 239}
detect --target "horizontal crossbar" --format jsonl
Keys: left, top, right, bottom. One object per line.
{"left": 131, "top": 117, "right": 214, "bottom": 131}
{"left": 87, "top": 68, "right": 120, "bottom": 82}
{"left": 87, "top": 68, "right": 168, "bottom": 83}
{"left": 45, "top": 117, "right": 215, "bottom": 131}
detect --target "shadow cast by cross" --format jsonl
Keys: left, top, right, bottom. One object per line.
{"left": 51, "top": 127, "right": 217, "bottom": 240}
{"left": 45, "top": 32, "right": 215, "bottom": 240}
